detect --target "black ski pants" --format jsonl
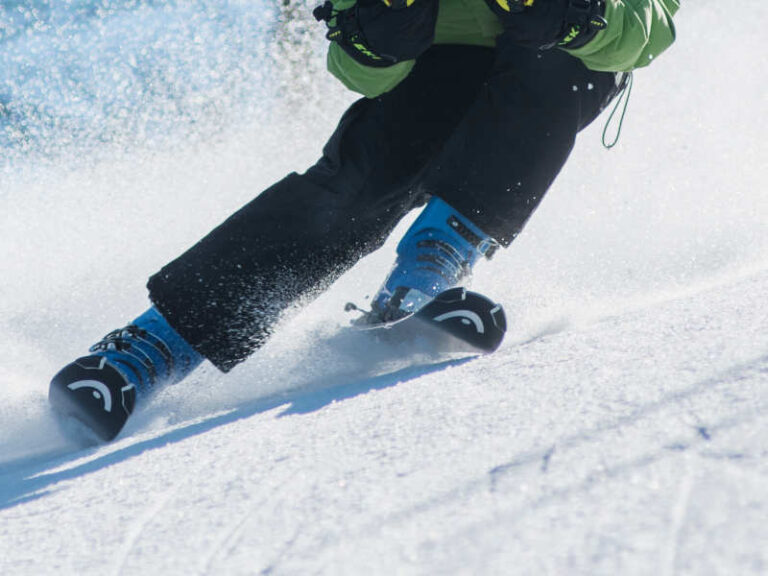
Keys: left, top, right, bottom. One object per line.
{"left": 147, "top": 37, "right": 623, "bottom": 371}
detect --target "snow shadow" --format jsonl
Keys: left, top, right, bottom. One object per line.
{"left": 0, "top": 356, "right": 472, "bottom": 511}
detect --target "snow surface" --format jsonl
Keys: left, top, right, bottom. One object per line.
{"left": 1, "top": 1, "right": 767, "bottom": 574}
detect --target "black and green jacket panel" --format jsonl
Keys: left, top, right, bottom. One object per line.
{"left": 325, "top": 0, "right": 679, "bottom": 98}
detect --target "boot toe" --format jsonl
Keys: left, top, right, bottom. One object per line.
{"left": 49, "top": 356, "right": 136, "bottom": 442}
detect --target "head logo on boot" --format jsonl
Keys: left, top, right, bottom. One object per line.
{"left": 66, "top": 378, "right": 114, "bottom": 412}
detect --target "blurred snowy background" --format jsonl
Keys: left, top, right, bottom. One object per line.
{"left": 1, "top": 1, "right": 766, "bottom": 574}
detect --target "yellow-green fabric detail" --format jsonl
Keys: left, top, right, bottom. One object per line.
{"left": 566, "top": 0, "right": 679, "bottom": 71}
{"left": 327, "top": 43, "right": 416, "bottom": 98}
{"left": 433, "top": 0, "right": 501, "bottom": 46}
{"left": 331, "top": 0, "right": 357, "bottom": 10}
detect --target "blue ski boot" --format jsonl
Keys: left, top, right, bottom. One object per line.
{"left": 49, "top": 306, "right": 203, "bottom": 442}
{"left": 371, "top": 197, "right": 498, "bottom": 322}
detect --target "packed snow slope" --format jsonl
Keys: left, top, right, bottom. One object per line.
{"left": 1, "top": 1, "right": 767, "bottom": 574}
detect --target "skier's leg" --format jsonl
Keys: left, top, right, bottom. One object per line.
{"left": 368, "top": 36, "right": 624, "bottom": 319}
{"left": 420, "top": 35, "right": 625, "bottom": 245}
{"left": 145, "top": 45, "right": 495, "bottom": 371}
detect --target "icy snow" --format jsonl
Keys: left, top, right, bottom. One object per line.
{"left": 1, "top": 2, "right": 767, "bottom": 575}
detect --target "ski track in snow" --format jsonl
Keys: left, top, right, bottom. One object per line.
{"left": 1, "top": 1, "right": 768, "bottom": 574}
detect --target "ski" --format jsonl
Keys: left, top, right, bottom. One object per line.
{"left": 349, "top": 287, "right": 507, "bottom": 354}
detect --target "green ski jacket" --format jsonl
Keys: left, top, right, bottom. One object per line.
{"left": 326, "top": 0, "right": 679, "bottom": 98}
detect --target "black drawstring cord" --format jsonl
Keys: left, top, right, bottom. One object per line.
{"left": 602, "top": 71, "right": 633, "bottom": 149}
